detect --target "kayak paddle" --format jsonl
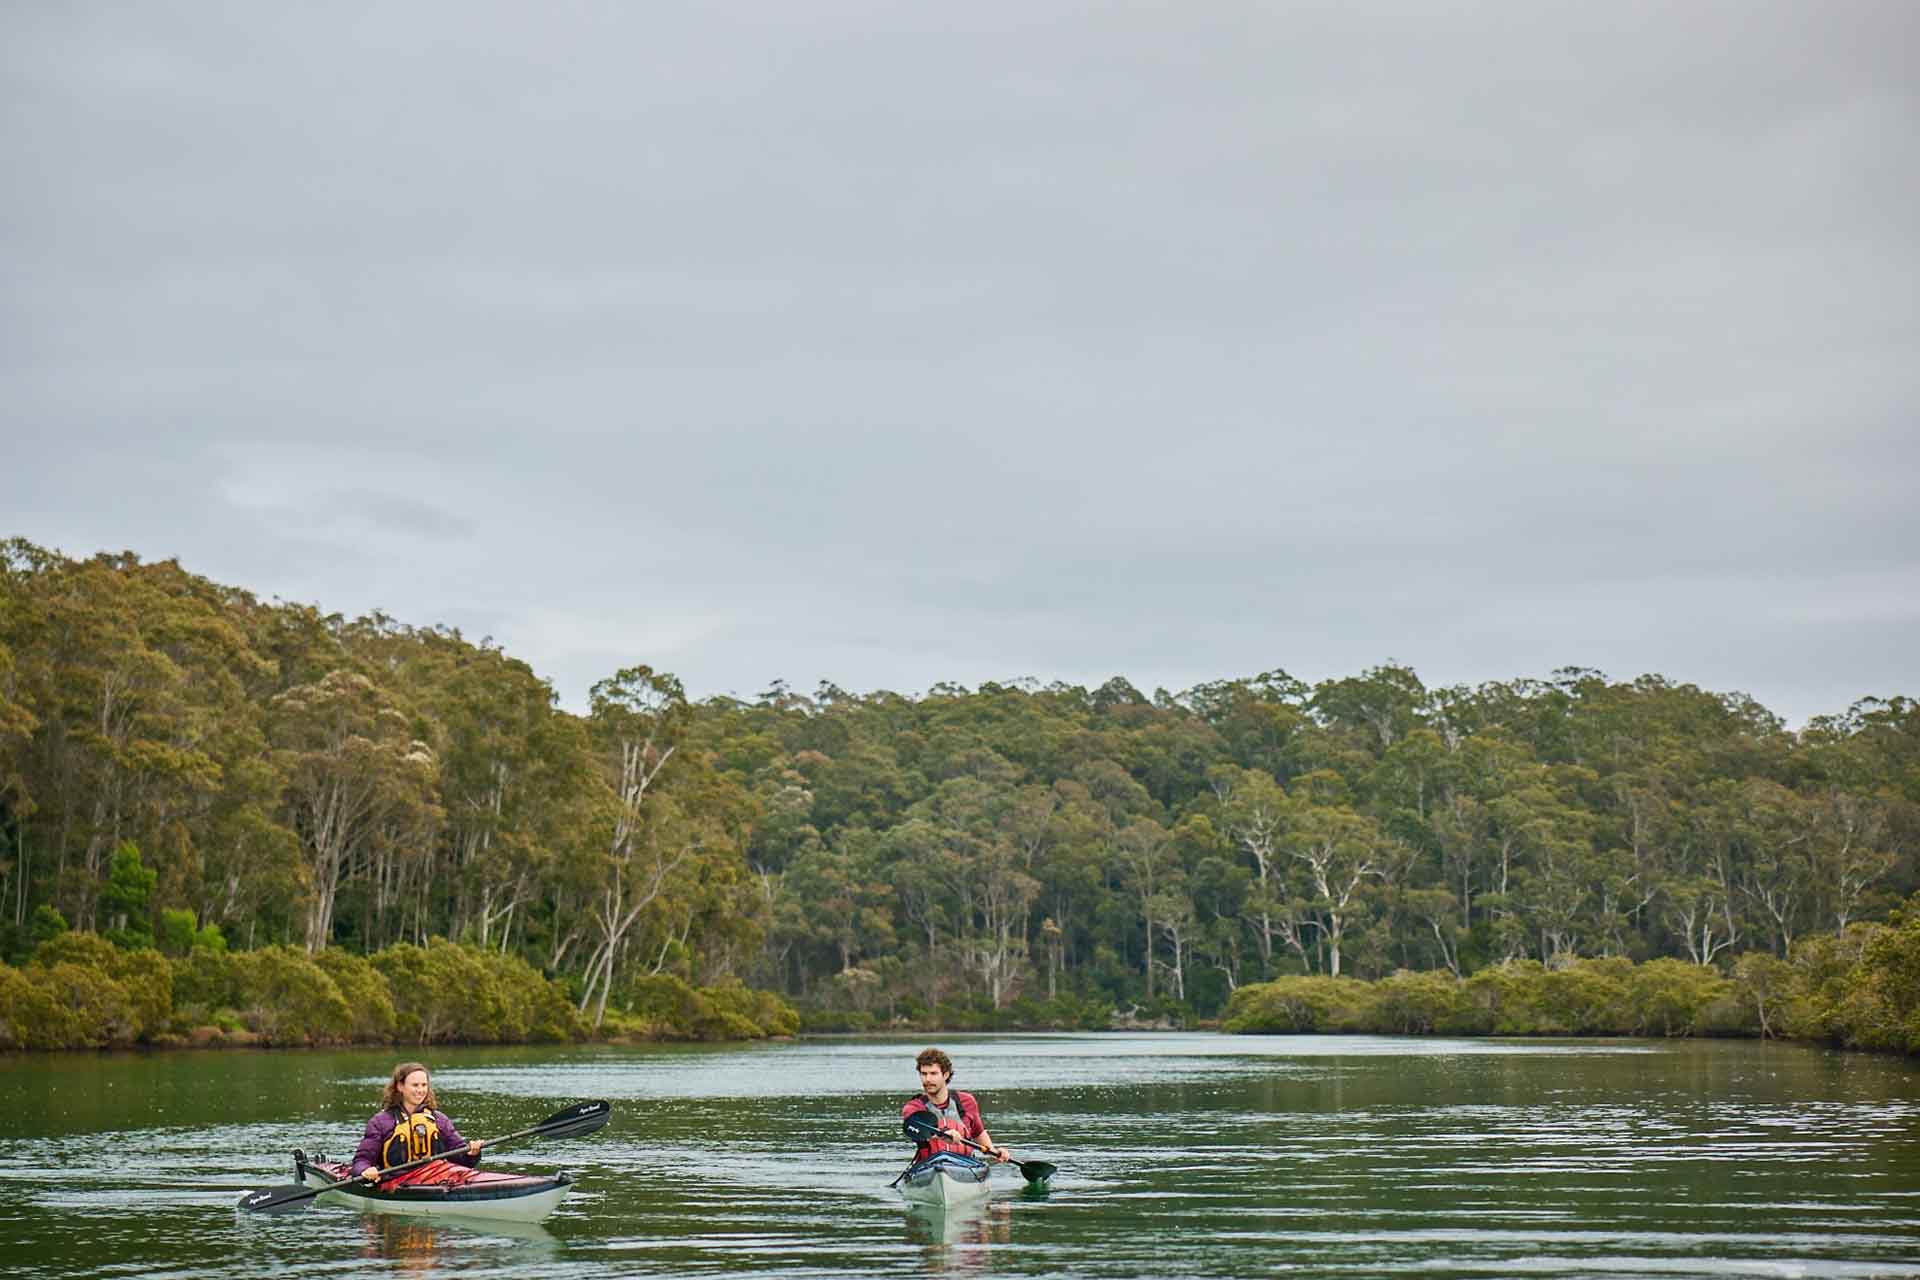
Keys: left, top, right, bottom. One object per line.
{"left": 901, "top": 1111, "right": 1056, "bottom": 1184}
{"left": 238, "top": 1098, "right": 612, "bottom": 1214}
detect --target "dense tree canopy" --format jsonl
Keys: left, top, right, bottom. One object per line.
{"left": 1, "top": 540, "right": 1914, "bottom": 1036}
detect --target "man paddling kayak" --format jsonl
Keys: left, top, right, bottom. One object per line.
{"left": 901, "top": 1047, "right": 1013, "bottom": 1165}
{"left": 350, "top": 1061, "right": 483, "bottom": 1183}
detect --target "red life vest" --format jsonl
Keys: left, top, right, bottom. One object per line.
{"left": 903, "top": 1090, "right": 983, "bottom": 1159}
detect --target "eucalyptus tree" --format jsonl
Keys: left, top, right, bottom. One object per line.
{"left": 1282, "top": 771, "right": 1394, "bottom": 977}
{"left": 783, "top": 831, "right": 895, "bottom": 975}
{"left": 1487, "top": 763, "right": 1602, "bottom": 962}
{"left": 427, "top": 643, "right": 594, "bottom": 951}
{"left": 0, "top": 576, "right": 42, "bottom": 926}
{"left": 1030, "top": 780, "right": 1109, "bottom": 990}
{"left": 913, "top": 772, "right": 1040, "bottom": 1008}
{"left": 7, "top": 552, "right": 270, "bottom": 931}
{"left": 1210, "top": 765, "right": 1289, "bottom": 977}
{"left": 1310, "top": 663, "right": 1431, "bottom": 756}
{"left": 1182, "top": 669, "right": 1312, "bottom": 779}
{"left": 1725, "top": 779, "right": 1815, "bottom": 957}
{"left": 1184, "top": 840, "right": 1252, "bottom": 994}
{"left": 269, "top": 669, "right": 440, "bottom": 952}
{"left": 1801, "top": 787, "right": 1898, "bottom": 934}
{"left": 1109, "top": 817, "right": 1177, "bottom": 996}
{"left": 577, "top": 665, "right": 689, "bottom": 1025}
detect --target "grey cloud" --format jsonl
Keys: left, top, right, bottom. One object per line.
{"left": 5, "top": 1, "right": 1916, "bottom": 728}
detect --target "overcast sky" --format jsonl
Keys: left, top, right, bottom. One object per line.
{"left": 5, "top": 2, "right": 1915, "bottom": 725}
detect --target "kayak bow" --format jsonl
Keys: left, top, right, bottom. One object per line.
{"left": 896, "top": 1151, "right": 991, "bottom": 1206}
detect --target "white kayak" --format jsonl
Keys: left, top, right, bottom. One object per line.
{"left": 293, "top": 1151, "right": 573, "bottom": 1223}
{"left": 897, "top": 1152, "right": 991, "bottom": 1206}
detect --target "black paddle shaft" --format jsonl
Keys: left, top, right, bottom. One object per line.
{"left": 237, "top": 1099, "right": 612, "bottom": 1214}
{"left": 900, "top": 1111, "right": 1056, "bottom": 1184}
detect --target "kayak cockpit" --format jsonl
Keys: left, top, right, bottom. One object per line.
{"left": 291, "top": 1149, "right": 573, "bottom": 1223}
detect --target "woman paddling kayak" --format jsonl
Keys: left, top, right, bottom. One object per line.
{"left": 349, "top": 1061, "right": 482, "bottom": 1184}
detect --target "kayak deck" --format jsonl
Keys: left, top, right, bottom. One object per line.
{"left": 898, "top": 1152, "right": 991, "bottom": 1206}
{"left": 293, "top": 1151, "right": 573, "bottom": 1223}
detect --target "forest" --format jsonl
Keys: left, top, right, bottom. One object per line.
{"left": 1, "top": 540, "right": 1916, "bottom": 1052}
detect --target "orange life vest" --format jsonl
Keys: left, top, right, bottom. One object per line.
{"left": 380, "top": 1108, "right": 447, "bottom": 1167}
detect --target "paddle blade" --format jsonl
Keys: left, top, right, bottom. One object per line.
{"left": 1019, "top": 1160, "right": 1057, "bottom": 1184}
{"left": 902, "top": 1112, "right": 938, "bottom": 1143}
{"left": 528, "top": 1099, "right": 612, "bottom": 1142}
{"left": 237, "top": 1183, "right": 320, "bottom": 1214}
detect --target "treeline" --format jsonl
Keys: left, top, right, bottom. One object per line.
{"left": 0, "top": 924, "right": 798, "bottom": 1050}
{"left": 1225, "top": 897, "right": 1920, "bottom": 1054}
{"left": 0, "top": 539, "right": 779, "bottom": 1033}
{"left": 694, "top": 673, "right": 1915, "bottom": 1034}
{"left": 2, "top": 540, "right": 1916, "bottom": 1047}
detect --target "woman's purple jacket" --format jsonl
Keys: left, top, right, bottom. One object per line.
{"left": 348, "top": 1109, "right": 482, "bottom": 1176}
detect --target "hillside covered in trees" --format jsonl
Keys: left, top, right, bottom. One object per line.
{"left": 1, "top": 540, "right": 1916, "bottom": 1048}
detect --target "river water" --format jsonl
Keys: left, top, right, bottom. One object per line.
{"left": 0, "top": 1032, "right": 1915, "bottom": 1278}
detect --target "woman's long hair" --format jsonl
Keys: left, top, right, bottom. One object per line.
{"left": 378, "top": 1062, "right": 437, "bottom": 1114}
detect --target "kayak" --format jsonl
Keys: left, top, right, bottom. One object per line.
{"left": 897, "top": 1152, "right": 991, "bottom": 1206}
{"left": 292, "top": 1150, "right": 573, "bottom": 1223}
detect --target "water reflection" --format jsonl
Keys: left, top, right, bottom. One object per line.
{"left": 5, "top": 1035, "right": 1920, "bottom": 1278}
{"left": 902, "top": 1198, "right": 1011, "bottom": 1271}
{"left": 352, "top": 1210, "right": 560, "bottom": 1272}
{"left": 358, "top": 1215, "right": 445, "bottom": 1274}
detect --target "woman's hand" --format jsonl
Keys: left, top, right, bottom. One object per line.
{"left": 466, "top": 1140, "right": 482, "bottom": 1158}
{"left": 360, "top": 1167, "right": 380, "bottom": 1183}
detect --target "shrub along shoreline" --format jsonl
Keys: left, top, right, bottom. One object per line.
{"left": 1221, "top": 902, "right": 1920, "bottom": 1055}
{"left": 802, "top": 898, "right": 1920, "bottom": 1059}
{"left": 6, "top": 901, "right": 1916, "bottom": 1058}
{"left": 0, "top": 930, "right": 798, "bottom": 1051}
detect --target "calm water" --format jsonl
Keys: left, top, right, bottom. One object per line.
{"left": 0, "top": 1033, "right": 1916, "bottom": 1278}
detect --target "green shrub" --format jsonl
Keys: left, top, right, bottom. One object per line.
{"left": 1786, "top": 901, "right": 1920, "bottom": 1054}
{"left": 233, "top": 946, "right": 352, "bottom": 1045}
{"left": 373, "top": 941, "right": 486, "bottom": 1043}
{"left": 1855, "top": 902, "right": 1920, "bottom": 1054}
{"left": 30, "top": 904, "right": 68, "bottom": 948}
{"left": 1461, "top": 960, "right": 1550, "bottom": 1033}
{"left": 1535, "top": 957, "right": 1633, "bottom": 1035}
{"left": 1626, "top": 957, "right": 1732, "bottom": 1037}
{"left": 111, "top": 947, "right": 174, "bottom": 1039}
{"left": 1369, "top": 969, "right": 1466, "bottom": 1034}
{"left": 313, "top": 948, "right": 399, "bottom": 1042}
{"left": 0, "top": 966, "right": 31, "bottom": 1048}
{"left": 31, "top": 930, "right": 121, "bottom": 970}
{"left": 24, "top": 929, "right": 172, "bottom": 1040}
{"left": 621, "top": 973, "right": 741, "bottom": 1040}
{"left": 1780, "top": 928, "right": 1879, "bottom": 1044}
{"left": 473, "top": 948, "right": 584, "bottom": 1042}
{"left": 0, "top": 961, "right": 137, "bottom": 1048}
{"left": 1222, "top": 976, "right": 1370, "bottom": 1033}
{"left": 156, "top": 909, "right": 199, "bottom": 957}
{"left": 1727, "top": 952, "right": 1790, "bottom": 1037}
{"left": 172, "top": 944, "right": 242, "bottom": 1018}
{"left": 702, "top": 977, "right": 800, "bottom": 1037}
{"left": 372, "top": 940, "right": 582, "bottom": 1043}
{"left": 799, "top": 1007, "right": 875, "bottom": 1033}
